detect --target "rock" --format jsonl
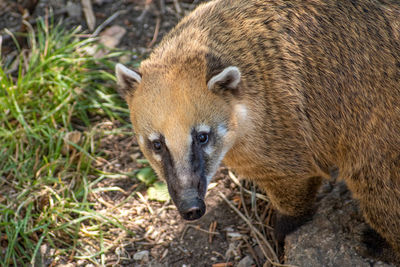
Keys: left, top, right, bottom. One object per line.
{"left": 134, "top": 250, "right": 150, "bottom": 262}
{"left": 285, "top": 182, "right": 395, "bottom": 267}
{"left": 226, "top": 232, "right": 242, "bottom": 240}
{"left": 237, "top": 255, "right": 254, "bottom": 267}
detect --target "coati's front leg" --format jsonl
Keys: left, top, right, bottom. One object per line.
{"left": 256, "top": 176, "right": 322, "bottom": 244}
{"left": 346, "top": 162, "right": 400, "bottom": 265}
{"left": 357, "top": 192, "right": 400, "bottom": 265}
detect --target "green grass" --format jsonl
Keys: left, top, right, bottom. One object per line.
{"left": 0, "top": 19, "right": 136, "bottom": 266}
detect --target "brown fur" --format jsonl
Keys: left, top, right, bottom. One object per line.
{"left": 118, "top": 0, "right": 400, "bottom": 262}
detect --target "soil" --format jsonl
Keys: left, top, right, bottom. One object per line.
{"left": 3, "top": 1, "right": 398, "bottom": 267}
{"left": 1, "top": 1, "right": 277, "bottom": 266}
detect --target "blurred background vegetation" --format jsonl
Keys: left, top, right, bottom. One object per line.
{"left": 0, "top": 13, "right": 168, "bottom": 265}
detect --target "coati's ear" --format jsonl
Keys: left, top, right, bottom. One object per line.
{"left": 207, "top": 66, "right": 241, "bottom": 94}
{"left": 115, "top": 63, "right": 141, "bottom": 99}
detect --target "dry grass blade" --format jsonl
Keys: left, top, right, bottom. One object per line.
{"left": 137, "top": 0, "right": 153, "bottom": 22}
{"left": 92, "top": 10, "right": 126, "bottom": 37}
{"left": 180, "top": 224, "right": 219, "bottom": 241}
{"left": 148, "top": 16, "right": 161, "bottom": 48}
{"left": 209, "top": 221, "right": 217, "bottom": 243}
{"left": 136, "top": 192, "right": 154, "bottom": 214}
{"left": 219, "top": 192, "right": 298, "bottom": 267}
{"left": 228, "top": 171, "right": 269, "bottom": 202}
{"left": 173, "top": 0, "right": 182, "bottom": 14}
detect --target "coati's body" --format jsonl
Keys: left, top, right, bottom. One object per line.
{"left": 116, "top": 0, "right": 400, "bottom": 263}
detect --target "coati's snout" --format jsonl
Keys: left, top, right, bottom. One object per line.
{"left": 167, "top": 164, "right": 208, "bottom": 221}
{"left": 180, "top": 198, "right": 206, "bottom": 220}
{"left": 176, "top": 189, "right": 206, "bottom": 220}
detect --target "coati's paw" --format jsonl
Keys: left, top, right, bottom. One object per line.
{"left": 359, "top": 227, "right": 400, "bottom": 265}
{"left": 361, "top": 227, "right": 388, "bottom": 258}
{"left": 273, "top": 211, "right": 314, "bottom": 246}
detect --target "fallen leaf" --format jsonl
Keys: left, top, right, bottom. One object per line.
{"left": 147, "top": 182, "right": 170, "bottom": 202}
{"left": 99, "top": 25, "right": 126, "bottom": 48}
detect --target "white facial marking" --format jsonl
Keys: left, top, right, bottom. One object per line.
{"left": 148, "top": 132, "right": 160, "bottom": 142}
{"left": 217, "top": 124, "right": 228, "bottom": 137}
{"left": 164, "top": 137, "right": 170, "bottom": 148}
{"left": 206, "top": 146, "right": 229, "bottom": 185}
{"left": 153, "top": 153, "right": 162, "bottom": 162}
{"left": 207, "top": 66, "right": 241, "bottom": 90}
{"left": 234, "top": 104, "right": 248, "bottom": 121}
{"left": 138, "top": 135, "right": 144, "bottom": 145}
{"left": 115, "top": 63, "right": 141, "bottom": 83}
{"left": 204, "top": 145, "right": 214, "bottom": 155}
{"left": 196, "top": 124, "right": 211, "bottom": 133}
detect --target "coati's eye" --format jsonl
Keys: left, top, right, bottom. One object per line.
{"left": 197, "top": 132, "right": 209, "bottom": 145}
{"left": 152, "top": 140, "right": 162, "bottom": 151}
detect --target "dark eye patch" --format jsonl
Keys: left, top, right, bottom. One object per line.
{"left": 197, "top": 132, "right": 209, "bottom": 145}
{"left": 147, "top": 134, "right": 165, "bottom": 153}
{"left": 152, "top": 140, "right": 162, "bottom": 151}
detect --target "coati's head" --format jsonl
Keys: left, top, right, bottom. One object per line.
{"left": 115, "top": 54, "right": 248, "bottom": 220}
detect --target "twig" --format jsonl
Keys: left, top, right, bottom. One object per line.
{"left": 177, "top": 245, "right": 191, "bottom": 256}
{"left": 92, "top": 10, "right": 126, "bottom": 37}
{"left": 1, "top": 8, "right": 68, "bottom": 42}
{"left": 240, "top": 186, "right": 251, "bottom": 220}
{"left": 136, "top": 192, "right": 154, "bottom": 214}
{"left": 94, "top": 195, "right": 115, "bottom": 209}
{"left": 136, "top": 0, "right": 153, "bottom": 22}
{"left": 173, "top": 0, "right": 182, "bottom": 14}
{"left": 219, "top": 191, "right": 296, "bottom": 266}
{"left": 228, "top": 171, "right": 269, "bottom": 201}
{"left": 180, "top": 224, "right": 219, "bottom": 241}
{"left": 158, "top": 0, "right": 166, "bottom": 14}
{"left": 251, "top": 184, "right": 268, "bottom": 238}
{"left": 147, "top": 15, "right": 161, "bottom": 48}
{"left": 81, "top": 0, "right": 96, "bottom": 31}
{"left": 209, "top": 221, "right": 217, "bottom": 243}
{"left": 244, "top": 237, "right": 261, "bottom": 267}
{"left": 160, "top": 248, "right": 169, "bottom": 261}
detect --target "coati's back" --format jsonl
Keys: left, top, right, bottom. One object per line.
{"left": 151, "top": 0, "right": 400, "bottom": 175}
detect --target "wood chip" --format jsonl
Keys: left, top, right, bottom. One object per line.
{"left": 209, "top": 221, "right": 217, "bottom": 243}
{"left": 212, "top": 262, "right": 233, "bottom": 267}
{"left": 81, "top": 0, "right": 96, "bottom": 31}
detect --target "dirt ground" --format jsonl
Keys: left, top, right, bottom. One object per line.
{"left": 1, "top": 1, "right": 279, "bottom": 266}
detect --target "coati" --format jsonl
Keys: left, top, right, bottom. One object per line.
{"left": 115, "top": 0, "right": 400, "bottom": 263}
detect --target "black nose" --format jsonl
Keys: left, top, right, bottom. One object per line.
{"left": 180, "top": 198, "right": 206, "bottom": 221}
